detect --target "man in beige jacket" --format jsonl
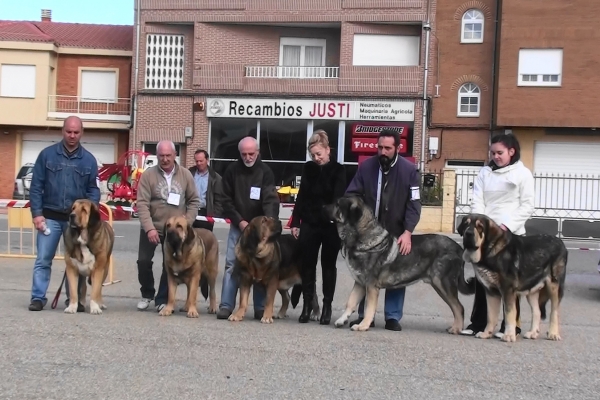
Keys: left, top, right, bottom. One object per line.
{"left": 135, "top": 140, "right": 200, "bottom": 312}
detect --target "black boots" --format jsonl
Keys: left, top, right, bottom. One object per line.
{"left": 298, "top": 300, "right": 313, "bottom": 323}
{"left": 319, "top": 268, "right": 337, "bottom": 325}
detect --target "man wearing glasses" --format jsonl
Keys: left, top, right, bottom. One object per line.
{"left": 216, "top": 136, "right": 280, "bottom": 320}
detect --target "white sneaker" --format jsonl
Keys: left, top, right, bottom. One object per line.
{"left": 156, "top": 304, "right": 166, "bottom": 312}
{"left": 493, "top": 331, "right": 504, "bottom": 339}
{"left": 137, "top": 298, "right": 152, "bottom": 311}
{"left": 460, "top": 329, "right": 475, "bottom": 336}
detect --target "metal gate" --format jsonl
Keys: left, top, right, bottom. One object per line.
{"left": 454, "top": 172, "right": 600, "bottom": 240}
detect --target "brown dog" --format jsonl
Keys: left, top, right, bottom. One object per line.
{"left": 161, "top": 216, "right": 218, "bottom": 318}
{"left": 228, "top": 216, "right": 320, "bottom": 324}
{"left": 64, "top": 199, "right": 115, "bottom": 315}
{"left": 458, "top": 214, "right": 568, "bottom": 342}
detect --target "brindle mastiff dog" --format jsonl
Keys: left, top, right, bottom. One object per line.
{"left": 228, "top": 216, "right": 320, "bottom": 324}
{"left": 161, "top": 216, "right": 219, "bottom": 318}
{"left": 458, "top": 214, "right": 568, "bottom": 342}
{"left": 64, "top": 199, "right": 115, "bottom": 315}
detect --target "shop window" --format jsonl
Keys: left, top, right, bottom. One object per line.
{"left": 312, "top": 120, "right": 340, "bottom": 160}
{"left": 210, "top": 119, "right": 258, "bottom": 160}
{"left": 259, "top": 119, "right": 307, "bottom": 161}
{"left": 343, "top": 121, "right": 359, "bottom": 164}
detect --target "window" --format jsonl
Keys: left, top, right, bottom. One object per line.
{"left": 81, "top": 70, "right": 117, "bottom": 102}
{"left": 0, "top": 64, "right": 36, "bottom": 98}
{"left": 352, "top": 34, "right": 420, "bottom": 66}
{"left": 279, "top": 37, "right": 326, "bottom": 78}
{"left": 518, "top": 49, "right": 563, "bottom": 87}
{"left": 461, "top": 9, "right": 484, "bottom": 43}
{"left": 260, "top": 119, "right": 308, "bottom": 162}
{"left": 457, "top": 83, "right": 480, "bottom": 117}
{"left": 145, "top": 34, "right": 185, "bottom": 90}
{"left": 210, "top": 119, "right": 257, "bottom": 160}
{"left": 312, "top": 120, "right": 341, "bottom": 161}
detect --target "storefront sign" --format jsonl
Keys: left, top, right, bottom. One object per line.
{"left": 351, "top": 137, "right": 407, "bottom": 153}
{"left": 351, "top": 122, "right": 409, "bottom": 138}
{"left": 206, "top": 98, "right": 415, "bottom": 121}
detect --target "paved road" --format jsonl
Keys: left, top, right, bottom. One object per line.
{"left": 1, "top": 219, "right": 600, "bottom": 399}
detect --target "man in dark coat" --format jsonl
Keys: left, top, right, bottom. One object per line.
{"left": 345, "top": 128, "right": 422, "bottom": 331}
{"left": 188, "top": 149, "right": 225, "bottom": 231}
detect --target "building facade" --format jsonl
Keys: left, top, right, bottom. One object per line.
{"left": 0, "top": 10, "right": 133, "bottom": 200}
{"left": 131, "top": 0, "right": 438, "bottom": 187}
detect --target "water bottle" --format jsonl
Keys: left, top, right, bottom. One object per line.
{"left": 41, "top": 222, "right": 51, "bottom": 236}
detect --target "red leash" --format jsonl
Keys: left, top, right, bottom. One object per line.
{"left": 50, "top": 272, "right": 66, "bottom": 309}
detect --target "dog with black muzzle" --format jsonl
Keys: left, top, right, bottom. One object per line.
{"left": 63, "top": 199, "right": 115, "bottom": 315}
{"left": 161, "top": 215, "right": 208, "bottom": 318}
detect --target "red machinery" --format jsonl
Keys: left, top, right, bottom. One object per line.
{"left": 97, "top": 150, "right": 150, "bottom": 220}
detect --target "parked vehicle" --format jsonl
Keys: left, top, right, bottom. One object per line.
{"left": 13, "top": 163, "right": 34, "bottom": 200}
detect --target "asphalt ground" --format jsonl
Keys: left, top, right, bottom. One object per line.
{"left": 1, "top": 218, "right": 600, "bottom": 399}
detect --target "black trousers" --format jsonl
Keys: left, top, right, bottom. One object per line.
{"left": 136, "top": 229, "right": 168, "bottom": 304}
{"left": 192, "top": 207, "right": 214, "bottom": 231}
{"left": 468, "top": 279, "right": 521, "bottom": 332}
{"left": 298, "top": 222, "right": 341, "bottom": 304}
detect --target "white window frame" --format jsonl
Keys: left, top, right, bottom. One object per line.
{"left": 0, "top": 64, "right": 36, "bottom": 98}
{"left": 517, "top": 49, "right": 563, "bottom": 87}
{"left": 79, "top": 67, "right": 118, "bottom": 103}
{"left": 457, "top": 83, "right": 481, "bottom": 117}
{"left": 461, "top": 9, "right": 484, "bottom": 44}
{"left": 279, "top": 37, "right": 327, "bottom": 78}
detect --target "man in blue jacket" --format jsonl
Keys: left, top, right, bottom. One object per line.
{"left": 28, "top": 116, "right": 101, "bottom": 312}
{"left": 345, "top": 128, "right": 422, "bottom": 331}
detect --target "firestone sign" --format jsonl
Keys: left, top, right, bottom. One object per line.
{"left": 206, "top": 98, "right": 415, "bottom": 122}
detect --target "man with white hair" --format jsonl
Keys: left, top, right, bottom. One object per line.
{"left": 135, "top": 140, "right": 200, "bottom": 312}
{"left": 217, "top": 136, "right": 280, "bottom": 320}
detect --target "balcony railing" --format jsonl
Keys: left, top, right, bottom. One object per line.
{"left": 245, "top": 66, "right": 339, "bottom": 79}
{"left": 48, "top": 95, "right": 131, "bottom": 122}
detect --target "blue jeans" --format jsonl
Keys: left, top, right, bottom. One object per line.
{"left": 219, "top": 226, "right": 266, "bottom": 312}
{"left": 357, "top": 287, "right": 405, "bottom": 322}
{"left": 30, "top": 218, "right": 85, "bottom": 306}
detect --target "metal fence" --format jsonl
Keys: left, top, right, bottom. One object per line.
{"left": 455, "top": 171, "right": 600, "bottom": 239}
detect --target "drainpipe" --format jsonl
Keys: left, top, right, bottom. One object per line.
{"left": 419, "top": 0, "right": 432, "bottom": 172}
{"left": 489, "top": 0, "right": 503, "bottom": 148}
{"left": 132, "top": 0, "right": 141, "bottom": 150}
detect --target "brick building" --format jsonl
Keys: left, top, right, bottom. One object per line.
{"left": 430, "top": 0, "right": 600, "bottom": 176}
{"left": 0, "top": 10, "right": 133, "bottom": 200}
{"left": 131, "top": 0, "right": 437, "bottom": 187}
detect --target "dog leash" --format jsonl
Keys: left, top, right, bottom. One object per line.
{"left": 50, "top": 271, "right": 67, "bottom": 309}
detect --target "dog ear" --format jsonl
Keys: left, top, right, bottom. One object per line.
{"left": 347, "top": 201, "right": 363, "bottom": 225}
{"left": 457, "top": 216, "right": 471, "bottom": 236}
{"left": 240, "top": 222, "right": 260, "bottom": 252}
{"left": 267, "top": 219, "right": 282, "bottom": 241}
{"left": 88, "top": 202, "right": 101, "bottom": 230}
{"left": 184, "top": 223, "right": 196, "bottom": 247}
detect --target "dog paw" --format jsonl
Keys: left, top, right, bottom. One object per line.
{"left": 207, "top": 306, "right": 217, "bottom": 314}
{"left": 261, "top": 316, "right": 274, "bottom": 324}
{"left": 547, "top": 331, "right": 562, "bottom": 341}
{"left": 275, "top": 312, "right": 288, "bottom": 319}
{"left": 524, "top": 330, "right": 539, "bottom": 340}
{"left": 228, "top": 313, "right": 244, "bottom": 322}
{"left": 475, "top": 331, "right": 493, "bottom": 339}
{"left": 159, "top": 307, "right": 173, "bottom": 317}
{"left": 90, "top": 300, "right": 103, "bottom": 315}
{"left": 179, "top": 306, "right": 188, "bottom": 313}
{"left": 186, "top": 308, "right": 199, "bottom": 318}
{"left": 350, "top": 323, "right": 371, "bottom": 332}
{"left": 64, "top": 304, "right": 78, "bottom": 314}
{"left": 446, "top": 326, "right": 461, "bottom": 335}
{"left": 501, "top": 333, "right": 517, "bottom": 343}
{"left": 310, "top": 313, "right": 320, "bottom": 321}
{"left": 334, "top": 317, "right": 348, "bottom": 328}
{"left": 101, "top": 304, "right": 107, "bottom": 310}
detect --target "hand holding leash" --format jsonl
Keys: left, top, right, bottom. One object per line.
{"left": 397, "top": 231, "right": 412, "bottom": 255}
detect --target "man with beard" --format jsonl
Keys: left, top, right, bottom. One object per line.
{"left": 344, "top": 128, "right": 422, "bottom": 331}
{"left": 216, "top": 136, "right": 280, "bottom": 320}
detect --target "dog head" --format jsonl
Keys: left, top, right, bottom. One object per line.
{"left": 164, "top": 216, "right": 195, "bottom": 259}
{"left": 236, "top": 216, "right": 282, "bottom": 259}
{"left": 69, "top": 199, "right": 101, "bottom": 244}
{"left": 325, "top": 195, "right": 365, "bottom": 227}
{"left": 457, "top": 214, "right": 507, "bottom": 264}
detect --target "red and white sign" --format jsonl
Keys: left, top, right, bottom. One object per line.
{"left": 351, "top": 137, "right": 407, "bottom": 154}
{"left": 351, "top": 122, "right": 409, "bottom": 138}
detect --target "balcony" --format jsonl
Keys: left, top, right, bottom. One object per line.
{"left": 47, "top": 95, "right": 131, "bottom": 123}
{"left": 245, "top": 66, "right": 340, "bottom": 79}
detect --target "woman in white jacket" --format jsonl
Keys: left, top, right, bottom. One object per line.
{"left": 460, "top": 133, "right": 535, "bottom": 338}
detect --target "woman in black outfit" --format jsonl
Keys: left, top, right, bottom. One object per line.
{"left": 291, "top": 130, "right": 346, "bottom": 325}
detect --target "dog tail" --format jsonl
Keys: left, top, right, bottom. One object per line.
{"left": 200, "top": 274, "right": 209, "bottom": 300}
{"left": 291, "top": 284, "right": 302, "bottom": 309}
{"left": 458, "top": 260, "right": 476, "bottom": 295}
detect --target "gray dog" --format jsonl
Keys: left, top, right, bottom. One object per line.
{"left": 324, "top": 195, "right": 475, "bottom": 333}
